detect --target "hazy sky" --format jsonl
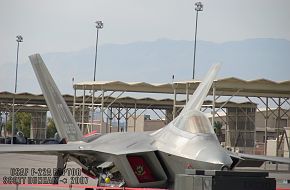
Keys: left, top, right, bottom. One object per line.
{"left": 0, "top": 0, "right": 290, "bottom": 92}
{"left": 1, "top": 0, "right": 289, "bottom": 59}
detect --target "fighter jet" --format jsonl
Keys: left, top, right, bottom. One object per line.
{"left": 0, "top": 54, "right": 289, "bottom": 188}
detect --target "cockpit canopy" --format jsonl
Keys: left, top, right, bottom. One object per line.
{"left": 173, "top": 110, "right": 215, "bottom": 134}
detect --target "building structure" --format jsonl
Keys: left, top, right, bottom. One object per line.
{"left": 127, "top": 114, "right": 165, "bottom": 132}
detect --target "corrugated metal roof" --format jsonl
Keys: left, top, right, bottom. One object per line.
{"left": 0, "top": 91, "right": 256, "bottom": 111}
{"left": 74, "top": 78, "right": 290, "bottom": 97}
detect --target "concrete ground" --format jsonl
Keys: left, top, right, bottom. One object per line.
{"left": 0, "top": 153, "right": 289, "bottom": 190}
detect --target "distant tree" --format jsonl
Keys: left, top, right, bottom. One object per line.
{"left": 0, "top": 123, "right": 3, "bottom": 137}
{"left": 6, "top": 112, "right": 31, "bottom": 137}
{"left": 17, "top": 112, "right": 31, "bottom": 137}
{"left": 46, "top": 117, "right": 57, "bottom": 138}
{"left": 213, "top": 121, "right": 223, "bottom": 142}
{"left": 6, "top": 116, "right": 12, "bottom": 134}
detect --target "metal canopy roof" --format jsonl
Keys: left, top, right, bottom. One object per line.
{"left": 0, "top": 91, "right": 75, "bottom": 106}
{"left": 1, "top": 77, "right": 288, "bottom": 112}
{"left": 74, "top": 78, "right": 290, "bottom": 98}
{"left": 0, "top": 91, "right": 256, "bottom": 111}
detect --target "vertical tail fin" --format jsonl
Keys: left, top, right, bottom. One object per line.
{"left": 179, "top": 64, "right": 221, "bottom": 116}
{"left": 29, "top": 54, "right": 82, "bottom": 142}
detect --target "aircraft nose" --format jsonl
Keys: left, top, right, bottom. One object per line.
{"left": 196, "top": 143, "right": 233, "bottom": 168}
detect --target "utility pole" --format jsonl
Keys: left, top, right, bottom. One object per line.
{"left": 11, "top": 35, "right": 23, "bottom": 144}
{"left": 93, "top": 20, "right": 103, "bottom": 81}
{"left": 192, "top": 2, "right": 203, "bottom": 80}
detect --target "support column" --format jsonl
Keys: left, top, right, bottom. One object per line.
{"left": 186, "top": 83, "right": 189, "bottom": 103}
{"left": 134, "top": 102, "right": 137, "bottom": 132}
{"left": 225, "top": 110, "right": 229, "bottom": 147}
{"left": 276, "top": 98, "right": 281, "bottom": 154}
{"left": 276, "top": 98, "right": 281, "bottom": 170}
{"left": 109, "top": 107, "right": 113, "bottom": 133}
{"left": 4, "top": 112, "right": 8, "bottom": 139}
{"left": 73, "top": 88, "right": 76, "bottom": 118}
{"left": 117, "top": 107, "right": 120, "bottom": 132}
{"left": 264, "top": 97, "right": 269, "bottom": 155}
{"left": 91, "top": 89, "right": 95, "bottom": 131}
{"left": 235, "top": 108, "right": 238, "bottom": 152}
{"left": 101, "top": 90, "right": 105, "bottom": 134}
{"left": 125, "top": 108, "right": 128, "bottom": 132}
{"left": 173, "top": 87, "right": 177, "bottom": 119}
{"left": 81, "top": 89, "right": 86, "bottom": 134}
{"left": 244, "top": 108, "right": 247, "bottom": 153}
{"left": 0, "top": 112, "right": 2, "bottom": 137}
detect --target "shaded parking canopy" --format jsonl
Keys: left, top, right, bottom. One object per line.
{"left": 1, "top": 77, "right": 288, "bottom": 112}
{"left": 74, "top": 78, "right": 290, "bottom": 98}
{"left": 0, "top": 92, "right": 256, "bottom": 111}
{"left": 0, "top": 91, "right": 75, "bottom": 106}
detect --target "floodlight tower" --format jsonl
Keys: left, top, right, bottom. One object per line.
{"left": 93, "top": 20, "right": 103, "bottom": 81}
{"left": 11, "top": 35, "right": 23, "bottom": 144}
{"left": 192, "top": 2, "right": 203, "bottom": 80}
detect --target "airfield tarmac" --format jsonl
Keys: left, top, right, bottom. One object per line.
{"left": 0, "top": 153, "right": 289, "bottom": 190}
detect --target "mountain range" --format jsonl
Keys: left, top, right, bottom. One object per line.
{"left": 2, "top": 38, "right": 290, "bottom": 94}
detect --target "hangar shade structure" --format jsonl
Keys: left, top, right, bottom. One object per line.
{"left": 72, "top": 77, "right": 290, "bottom": 131}
{"left": 73, "top": 78, "right": 290, "bottom": 98}
{"left": 1, "top": 78, "right": 290, "bottom": 155}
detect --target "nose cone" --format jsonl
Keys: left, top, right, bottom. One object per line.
{"left": 196, "top": 143, "right": 233, "bottom": 167}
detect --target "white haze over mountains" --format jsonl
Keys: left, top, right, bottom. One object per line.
{"left": 1, "top": 38, "right": 290, "bottom": 94}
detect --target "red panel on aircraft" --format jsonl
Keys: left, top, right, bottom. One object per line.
{"left": 127, "top": 156, "right": 156, "bottom": 183}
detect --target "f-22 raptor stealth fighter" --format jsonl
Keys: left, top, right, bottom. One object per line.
{"left": 1, "top": 54, "right": 290, "bottom": 188}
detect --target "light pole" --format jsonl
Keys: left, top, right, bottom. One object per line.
{"left": 93, "top": 20, "right": 103, "bottom": 81}
{"left": 11, "top": 35, "right": 23, "bottom": 144}
{"left": 192, "top": 2, "right": 203, "bottom": 80}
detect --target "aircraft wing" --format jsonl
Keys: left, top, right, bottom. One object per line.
{"left": 0, "top": 133, "right": 164, "bottom": 188}
{"left": 227, "top": 151, "right": 290, "bottom": 167}
{"left": 0, "top": 143, "right": 85, "bottom": 155}
{"left": 236, "top": 152, "right": 290, "bottom": 167}
{"left": 0, "top": 132, "right": 156, "bottom": 156}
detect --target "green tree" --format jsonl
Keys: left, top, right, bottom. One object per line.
{"left": 6, "top": 112, "right": 31, "bottom": 138}
{"left": 46, "top": 117, "right": 57, "bottom": 138}
{"left": 213, "top": 121, "right": 223, "bottom": 142}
